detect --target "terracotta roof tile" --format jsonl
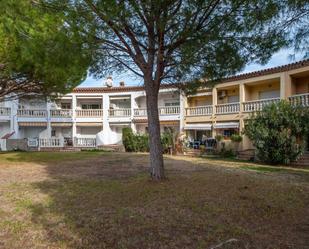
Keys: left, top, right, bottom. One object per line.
{"left": 73, "top": 59, "right": 309, "bottom": 93}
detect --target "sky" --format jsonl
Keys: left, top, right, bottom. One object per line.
{"left": 78, "top": 48, "right": 305, "bottom": 88}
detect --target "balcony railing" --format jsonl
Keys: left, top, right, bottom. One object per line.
{"left": 74, "top": 137, "right": 96, "bottom": 147}
{"left": 39, "top": 138, "right": 64, "bottom": 148}
{"left": 159, "top": 106, "right": 180, "bottom": 115}
{"left": 109, "top": 108, "right": 131, "bottom": 117}
{"left": 50, "top": 109, "right": 72, "bottom": 118}
{"left": 185, "top": 105, "right": 213, "bottom": 116}
{"left": 243, "top": 98, "right": 280, "bottom": 112}
{"left": 215, "top": 103, "right": 240, "bottom": 114}
{"left": 289, "top": 93, "right": 309, "bottom": 107}
{"left": 134, "top": 108, "right": 147, "bottom": 117}
{"left": 17, "top": 109, "right": 47, "bottom": 117}
{"left": 76, "top": 109, "right": 103, "bottom": 117}
{"left": 0, "top": 107, "right": 10, "bottom": 116}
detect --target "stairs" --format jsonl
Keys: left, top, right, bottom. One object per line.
{"left": 98, "top": 144, "right": 125, "bottom": 152}
{"left": 237, "top": 149, "right": 255, "bottom": 161}
{"left": 183, "top": 148, "right": 201, "bottom": 157}
{"left": 293, "top": 152, "right": 309, "bottom": 166}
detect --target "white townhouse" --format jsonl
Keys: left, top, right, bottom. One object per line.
{"left": 0, "top": 60, "right": 308, "bottom": 152}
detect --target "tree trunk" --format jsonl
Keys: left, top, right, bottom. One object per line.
{"left": 145, "top": 79, "right": 165, "bottom": 180}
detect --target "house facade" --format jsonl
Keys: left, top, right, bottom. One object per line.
{"left": 0, "top": 60, "right": 308, "bottom": 151}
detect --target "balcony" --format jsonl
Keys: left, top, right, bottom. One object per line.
{"left": 159, "top": 106, "right": 180, "bottom": 115}
{"left": 215, "top": 103, "right": 240, "bottom": 114}
{"left": 243, "top": 98, "right": 280, "bottom": 112}
{"left": 109, "top": 108, "right": 131, "bottom": 117}
{"left": 0, "top": 107, "right": 10, "bottom": 116}
{"left": 289, "top": 93, "right": 309, "bottom": 107}
{"left": 133, "top": 106, "right": 180, "bottom": 117}
{"left": 76, "top": 109, "right": 103, "bottom": 117}
{"left": 50, "top": 109, "right": 73, "bottom": 118}
{"left": 185, "top": 105, "right": 212, "bottom": 116}
{"left": 17, "top": 109, "right": 47, "bottom": 117}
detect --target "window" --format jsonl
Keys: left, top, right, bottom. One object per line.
{"left": 81, "top": 104, "right": 102, "bottom": 109}
{"left": 223, "top": 129, "right": 236, "bottom": 138}
{"left": 227, "top": 95, "right": 239, "bottom": 103}
{"left": 51, "top": 129, "right": 56, "bottom": 137}
{"left": 259, "top": 90, "right": 280, "bottom": 100}
{"left": 61, "top": 103, "right": 71, "bottom": 109}
{"left": 164, "top": 101, "right": 180, "bottom": 106}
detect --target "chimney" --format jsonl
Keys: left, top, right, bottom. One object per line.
{"left": 105, "top": 76, "right": 113, "bottom": 87}
{"left": 119, "top": 81, "right": 125, "bottom": 87}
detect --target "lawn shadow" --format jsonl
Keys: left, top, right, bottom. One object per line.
{"left": 4, "top": 152, "right": 308, "bottom": 249}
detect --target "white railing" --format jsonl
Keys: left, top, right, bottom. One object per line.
{"left": 50, "top": 109, "right": 72, "bottom": 118}
{"left": 76, "top": 109, "right": 103, "bottom": 117}
{"left": 17, "top": 109, "right": 47, "bottom": 117}
{"left": 0, "top": 107, "right": 10, "bottom": 116}
{"left": 39, "top": 138, "right": 64, "bottom": 148}
{"left": 109, "top": 108, "right": 131, "bottom": 117}
{"left": 185, "top": 105, "right": 213, "bottom": 116}
{"left": 74, "top": 137, "right": 96, "bottom": 147}
{"left": 159, "top": 106, "right": 180, "bottom": 115}
{"left": 243, "top": 98, "right": 280, "bottom": 112}
{"left": 215, "top": 102, "right": 240, "bottom": 114}
{"left": 289, "top": 93, "right": 309, "bottom": 107}
{"left": 134, "top": 108, "right": 147, "bottom": 117}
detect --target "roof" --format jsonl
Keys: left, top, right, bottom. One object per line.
{"left": 73, "top": 59, "right": 309, "bottom": 93}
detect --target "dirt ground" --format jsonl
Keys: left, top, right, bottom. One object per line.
{"left": 0, "top": 152, "right": 308, "bottom": 249}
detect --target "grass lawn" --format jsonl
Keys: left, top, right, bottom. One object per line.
{"left": 0, "top": 152, "right": 308, "bottom": 249}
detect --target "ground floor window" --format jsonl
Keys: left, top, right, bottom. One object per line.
{"left": 217, "top": 128, "right": 238, "bottom": 139}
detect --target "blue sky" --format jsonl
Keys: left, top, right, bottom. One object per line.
{"left": 79, "top": 48, "right": 305, "bottom": 88}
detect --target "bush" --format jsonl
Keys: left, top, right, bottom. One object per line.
{"left": 243, "top": 101, "right": 309, "bottom": 165}
{"left": 215, "top": 134, "right": 223, "bottom": 142}
{"left": 122, "top": 127, "right": 176, "bottom": 153}
{"left": 231, "top": 134, "right": 242, "bottom": 143}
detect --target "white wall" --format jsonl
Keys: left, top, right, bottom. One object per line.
{"left": 18, "top": 127, "right": 45, "bottom": 138}
{"left": 0, "top": 122, "right": 11, "bottom": 138}
{"left": 77, "top": 126, "right": 102, "bottom": 138}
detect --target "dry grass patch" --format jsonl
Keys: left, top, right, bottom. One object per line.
{"left": 0, "top": 152, "right": 308, "bottom": 249}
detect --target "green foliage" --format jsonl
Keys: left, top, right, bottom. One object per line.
{"left": 243, "top": 101, "right": 309, "bottom": 165}
{"left": 215, "top": 135, "right": 223, "bottom": 142}
{"left": 160, "top": 129, "right": 175, "bottom": 153}
{"left": 122, "top": 127, "right": 176, "bottom": 153}
{"left": 231, "top": 134, "right": 243, "bottom": 143}
{"left": 0, "top": 0, "right": 91, "bottom": 98}
{"left": 122, "top": 127, "right": 149, "bottom": 152}
{"left": 218, "top": 148, "right": 236, "bottom": 158}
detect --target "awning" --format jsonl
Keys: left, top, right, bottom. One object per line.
{"left": 214, "top": 122, "right": 239, "bottom": 129}
{"left": 18, "top": 122, "right": 47, "bottom": 127}
{"left": 184, "top": 123, "right": 212, "bottom": 130}
{"left": 76, "top": 122, "right": 102, "bottom": 127}
{"left": 51, "top": 122, "right": 72, "bottom": 127}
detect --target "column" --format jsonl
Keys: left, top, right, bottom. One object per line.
{"left": 211, "top": 87, "right": 217, "bottom": 138}
{"left": 130, "top": 93, "right": 137, "bottom": 133}
{"left": 239, "top": 83, "right": 245, "bottom": 113}
{"left": 72, "top": 94, "right": 77, "bottom": 139}
{"left": 280, "top": 72, "right": 292, "bottom": 100}
{"left": 46, "top": 101, "right": 52, "bottom": 137}
{"left": 179, "top": 91, "right": 186, "bottom": 133}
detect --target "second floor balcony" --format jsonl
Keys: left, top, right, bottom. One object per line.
{"left": 50, "top": 109, "right": 73, "bottom": 118}
{"left": 289, "top": 93, "right": 309, "bottom": 107}
{"left": 76, "top": 109, "right": 103, "bottom": 117}
{"left": 243, "top": 98, "right": 280, "bottom": 112}
{"left": 215, "top": 103, "right": 240, "bottom": 114}
{"left": 17, "top": 109, "right": 47, "bottom": 118}
{"left": 185, "top": 105, "right": 213, "bottom": 116}
{"left": 109, "top": 108, "right": 131, "bottom": 117}
{"left": 0, "top": 107, "right": 11, "bottom": 116}
{"left": 133, "top": 106, "right": 180, "bottom": 117}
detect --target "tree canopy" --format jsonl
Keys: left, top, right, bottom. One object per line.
{"left": 0, "top": 0, "right": 91, "bottom": 100}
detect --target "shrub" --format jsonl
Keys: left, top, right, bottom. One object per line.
{"left": 161, "top": 128, "right": 175, "bottom": 153}
{"left": 231, "top": 134, "right": 242, "bottom": 143}
{"left": 215, "top": 134, "right": 223, "bottom": 142}
{"left": 243, "top": 101, "right": 309, "bottom": 165}
{"left": 122, "top": 127, "right": 137, "bottom": 152}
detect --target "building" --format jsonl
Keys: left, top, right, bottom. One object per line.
{"left": 0, "top": 60, "right": 308, "bottom": 151}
